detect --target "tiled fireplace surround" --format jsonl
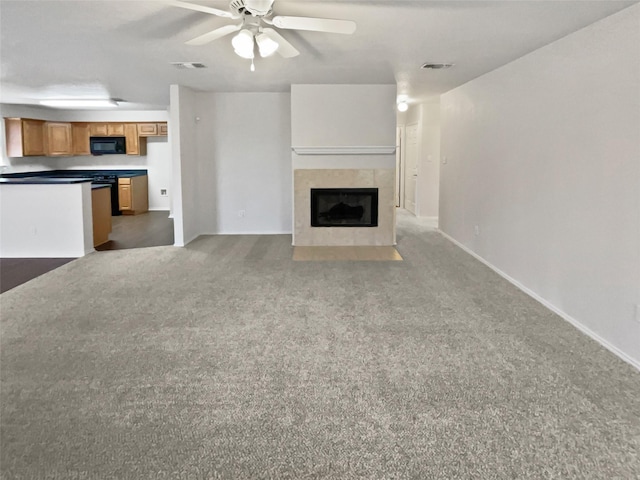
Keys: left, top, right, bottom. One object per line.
{"left": 293, "top": 168, "right": 396, "bottom": 246}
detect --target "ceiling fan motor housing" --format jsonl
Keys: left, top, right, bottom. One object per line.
{"left": 231, "top": 0, "right": 274, "bottom": 17}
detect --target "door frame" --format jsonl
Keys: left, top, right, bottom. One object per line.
{"left": 396, "top": 126, "right": 406, "bottom": 208}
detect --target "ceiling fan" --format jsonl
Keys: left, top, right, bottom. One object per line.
{"left": 167, "top": 0, "right": 356, "bottom": 67}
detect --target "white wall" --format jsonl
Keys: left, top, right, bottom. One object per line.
{"left": 0, "top": 182, "right": 93, "bottom": 257}
{"left": 0, "top": 104, "right": 171, "bottom": 210}
{"left": 194, "top": 92, "right": 292, "bottom": 234}
{"left": 170, "top": 85, "right": 200, "bottom": 246}
{"left": 292, "top": 84, "right": 396, "bottom": 149}
{"left": 439, "top": 5, "right": 640, "bottom": 367}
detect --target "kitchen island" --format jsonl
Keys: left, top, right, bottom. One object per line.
{"left": 2, "top": 169, "right": 148, "bottom": 216}
{"left": 0, "top": 177, "right": 95, "bottom": 258}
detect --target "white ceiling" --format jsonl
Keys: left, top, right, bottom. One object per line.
{"left": 1, "top": 0, "right": 636, "bottom": 110}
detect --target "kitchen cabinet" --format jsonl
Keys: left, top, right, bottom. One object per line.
{"left": 108, "top": 123, "right": 125, "bottom": 136}
{"left": 124, "top": 123, "right": 147, "bottom": 156}
{"left": 4, "top": 117, "right": 163, "bottom": 157}
{"left": 138, "top": 122, "right": 168, "bottom": 137}
{"left": 118, "top": 175, "right": 148, "bottom": 215}
{"left": 90, "top": 123, "right": 108, "bottom": 136}
{"left": 92, "top": 186, "right": 112, "bottom": 246}
{"left": 44, "top": 122, "right": 73, "bottom": 156}
{"left": 90, "top": 122, "right": 124, "bottom": 137}
{"left": 72, "top": 123, "right": 91, "bottom": 155}
{"left": 137, "top": 123, "right": 158, "bottom": 136}
{"left": 4, "top": 118, "right": 45, "bottom": 157}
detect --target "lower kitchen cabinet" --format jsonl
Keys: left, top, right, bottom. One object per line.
{"left": 118, "top": 175, "right": 148, "bottom": 215}
{"left": 92, "top": 186, "right": 112, "bottom": 246}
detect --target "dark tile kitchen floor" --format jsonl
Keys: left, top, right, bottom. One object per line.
{"left": 1, "top": 212, "right": 173, "bottom": 293}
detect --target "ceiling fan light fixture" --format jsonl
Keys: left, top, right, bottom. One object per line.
{"left": 232, "top": 29, "right": 255, "bottom": 58}
{"left": 243, "top": 0, "right": 274, "bottom": 16}
{"left": 256, "top": 32, "right": 278, "bottom": 57}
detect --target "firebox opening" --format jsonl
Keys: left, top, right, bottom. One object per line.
{"left": 311, "top": 188, "right": 379, "bottom": 227}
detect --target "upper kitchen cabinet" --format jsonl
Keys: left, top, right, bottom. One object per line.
{"left": 108, "top": 123, "right": 125, "bottom": 136}
{"left": 72, "top": 123, "right": 91, "bottom": 155}
{"left": 138, "top": 122, "right": 168, "bottom": 137}
{"left": 44, "top": 122, "right": 73, "bottom": 156}
{"left": 137, "top": 123, "right": 158, "bottom": 136}
{"left": 90, "top": 122, "right": 125, "bottom": 137}
{"left": 90, "top": 123, "right": 108, "bottom": 136}
{"left": 124, "top": 123, "right": 147, "bottom": 156}
{"left": 4, "top": 118, "right": 45, "bottom": 157}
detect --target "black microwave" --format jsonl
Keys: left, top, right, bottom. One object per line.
{"left": 90, "top": 137, "right": 126, "bottom": 155}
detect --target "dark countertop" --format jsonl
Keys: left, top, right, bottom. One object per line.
{"left": 0, "top": 177, "right": 93, "bottom": 185}
{"left": 1, "top": 169, "right": 148, "bottom": 179}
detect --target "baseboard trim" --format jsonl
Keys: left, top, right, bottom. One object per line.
{"left": 438, "top": 230, "right": 640, "bottom": 372}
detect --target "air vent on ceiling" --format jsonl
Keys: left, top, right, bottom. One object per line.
{"left": 421, "top": 63, "right": 454, "bottom": 70}
{"left": 171, "top": 62, "right": 207, "bottom": 69}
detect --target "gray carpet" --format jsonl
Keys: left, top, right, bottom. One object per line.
{"left": 1, "top": 211, "right": 639, "bottom": 479}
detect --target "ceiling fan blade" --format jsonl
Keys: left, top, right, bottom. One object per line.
{"left": 261, "top": 28, "right": 299, "bottom": 58}
{"left": 185, "top": 24, "right": 241, "bottom": 46}
{"left": 165, "top": 0, "right": 236, "bottom": 19}
{"left": 272, "top": 16, "right": 356, "bottom": 34}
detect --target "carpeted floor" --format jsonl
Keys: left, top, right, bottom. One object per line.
{"left": 1, "top": 211, "right": 639, "bottom": 479}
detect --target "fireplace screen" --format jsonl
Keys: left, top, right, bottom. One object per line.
{"left": 310, "top": 188, "right": 378, "bottom": 227}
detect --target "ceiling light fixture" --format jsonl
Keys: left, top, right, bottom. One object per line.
{"left": 231, "top": 29, "right": 255, "bottom": 59}
{"left": 255, "top": 32, "right": 279, "bottom": 57}
{"left": 39, "top": 99, "right": 119, "bottom": 108}
{"left": 396, "top": 95, "right": 409, "bottom": 112}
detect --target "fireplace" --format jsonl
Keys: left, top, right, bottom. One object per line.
{"left": 311, "top": 188, "right": 378, "bottom": 227}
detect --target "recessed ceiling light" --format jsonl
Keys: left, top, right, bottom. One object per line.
{"left": 421, "top": 63, "right": 454, "bottom": 70}
{"left": 39, "top": 99, "right": 119, "bottom": 108}
{"left": 171, "top": 62, "right": 207, "bottom": 69}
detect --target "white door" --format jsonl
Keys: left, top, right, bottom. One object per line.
{"left": 404, "top": 123, "right": 418, "bottom": 215}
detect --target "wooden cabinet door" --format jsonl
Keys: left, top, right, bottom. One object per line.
{"left": 45, "top": 122, "right": 73, "bottom": 156}
{"left": 124, "top": 123, "right": 140, "bottom": 155}
{"left": 22, "top": 119, "right": 45, "bottom": 156}
{"left": 72, "top": 123, "right": 91, "bottom": 155}
{"left": 107, "top": 123, "right": 125, "bottom": 136}
{"left": 90, "top": 123, "right": 108, "bottom": 136}
{"left": 118, "top": 180, "right": 132, "bottom": 210}
{"left": 158, "top": 123, "right": 168, "bottom": 136}
{"left": 137, "top": 123, "right": 158, "bottom": 136}
{"left": 92, "top": 187, "right": 112, "bottom": 246}
{"left": 118, "top": 176, "right": 148, "bottom": 214}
